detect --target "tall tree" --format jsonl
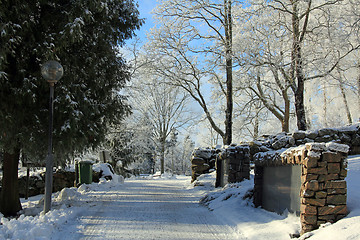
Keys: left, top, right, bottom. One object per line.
{"left": 130, "top": 75, "right": 194, "bottom": 174}
{"left": 150, "top": 0, "right": 236, "bottom": 145}
{"left": 236, "top": 0, "right": 360, "bottom": 131}
{"left": 0, "top": 0, "right": 142, "bottom": 216}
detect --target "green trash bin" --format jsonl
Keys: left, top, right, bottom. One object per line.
{"left": 78, "top": 160, "right": 93, "bottom": 184}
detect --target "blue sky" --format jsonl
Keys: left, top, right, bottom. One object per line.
{"left": 135, "top": 0, "right": 157, "bottom": 41}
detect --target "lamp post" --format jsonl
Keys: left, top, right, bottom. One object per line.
{"left": 41, "top": 60, "right": 63, "bottom": 214}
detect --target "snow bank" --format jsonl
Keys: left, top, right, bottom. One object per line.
{"left": 197, "top": 155, "right": 360, "bottom": 239}
{"left": 1, "top": 155, "right": 360, "bottom": 239}
{"left": 92, "top": 163, "right": 124, "bottom": 184}
{"left": 0, "top": 175, "right": 124, "bottom": 240}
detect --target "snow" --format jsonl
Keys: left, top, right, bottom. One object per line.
{"left": 325, "top": 142, "right": 350, "bottom": 153}
{"left": 1, "top": 155, "right": 360, "bottom": 239}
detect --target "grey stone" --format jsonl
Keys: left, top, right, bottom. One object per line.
{"left": 293, "top": 131, "right": 306, "bottom": 140}
{"left": 272, "top": 136, "right": 288, "bottom": 150}
{"left": 193, "top": 149, "right": 213, "bottom": 159}
{"left": 352, "top": 134, "right": 360, "bottom": 146}
{"left": 306, "top": 131, "right": 319, "bottom": 139}
{"left": 315, "top": 135, "right": 333, "bottom": 142}
{"left": 288, "top": 137, "right": 296, "bottom": 146}
{"left": 318, "top": 128, "right": 338, "bottom": 137}
{"left": 339, "top": 133, "right": 352, "bottom": 144}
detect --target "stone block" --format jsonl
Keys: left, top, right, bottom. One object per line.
{"left": 350, "top": 146, "right": 360, "bottom": 155}
{"left": 340, "top": 169, "right": 347, "bottom": 178}
{"left": 315, "top": 135, "right": 333, "bottom": 142}
{"left": 305, "top": 181, "right": 319, "bottom": 191}
{"left": 301, "top": 204, "right": 317, "bottom": 215}
{"left": 306, "top": 131, "right": 319, "bottom": 139}
{"left": 302, "top": 198, "right": 326, "bottom": 206}
{"left": 318, "top": 214, "right": 335, "bottom": 222}
{"left": 318, "top": 205, "right": 347, "bottom": 215}
{"left": 301, "top": 174, "right": 318, "bottom": 182}
{"left": 339, "top": 132, "right": 352, "bottom": 143}
{"left": 191, "top": 164, "right": 210, "bottom": 173}
{"left": 306, "top": 143, "right": 326, "bottom": 152}
{"left": 308, "top": 167, "right": 327, "bottom": 175}
{"left": 318, "top": 161, "right": 328, "bottom": 167}
{"left": 293, "top": 131, "right": 306, "bottom": 139}
{"left": 327, "top": 195, "right": 347, "bottom": 205}
{"left": 326, "top": 174, "right": 339, "bottom": 181}
{"left": 323, "top": 152, "right": 342, "bottom": 163}
{"left": 327, "top": 188, "right": 347, "bottom": 195}
{"left": 301, "top": 223, "right": 316, "bottom": 235}
{"left": 336, "top": 214, "right": 346, "bottom": 221}
{"left": 317, "top": 220, "right": 327, "bottom": 226}
{"left": 301, "top": 189, "right": 315, "bottom": 198}
{"left": 191, "top": 157, "right": 206, "bottom": 165}
{"left": 325, "top": 180, "right": 346, "bottom": 189}
{"left": 304, "top": 157, "right": 318, "bottom": 168}
{"left": 318, "top": 175, "right": 326, "bottom": 182}
{"left": 352, "top": 133, "right": 360, "bottom": 145}
{"left": 315, "top": 191, "right": 327, "bottom": 199}
{"left": 318, "top": 128, "right": 338, "bottom": 137}
{"left": 301, "top": 214, "right": 317, "bottom": 225}
{"left": 328, "top": 163, "right": 340, "bottom": 174}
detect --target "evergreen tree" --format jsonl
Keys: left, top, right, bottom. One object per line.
{"left": 0, "top": 0, "right": 142, "bottom": 216}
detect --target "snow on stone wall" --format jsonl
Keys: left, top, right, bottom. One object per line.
{"left": 254, "top": 142, "right": 349, "bottom": 235}
{"left": 191, "top": 145, "right": 250, "bottom": 186}
{"left": 251, "top": 123, "right": 360, "bottom": 155}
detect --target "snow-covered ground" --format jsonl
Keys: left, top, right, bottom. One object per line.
{"left": 0, "top": 156, "right": 359, "bottom": 239}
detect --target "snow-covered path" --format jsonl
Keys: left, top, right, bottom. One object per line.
{"left": 52, "top": 177, "right": 238, "bottom": 240}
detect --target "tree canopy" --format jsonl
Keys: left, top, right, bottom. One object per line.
{"left": 0, "top": 0, "right": 142, "bottom": 216}
{"left": 0, "top": 0, "right": 142, "bottom": 161}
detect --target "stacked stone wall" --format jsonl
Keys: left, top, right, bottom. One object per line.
{"left": 254, "top": 142, "right": 349, "bottom": 235}
{"left": 16, "top": 169, "right": 101, "bottom": 198}
{"left": 191, "top": 145, "right": 250, "bottom": 185}
{"left": 216, "top": 145, "right": 250, "bottom": 187}
{"left": 250, "top": 123, "right": 360, "bottom": 156}
{"left": 191, "top": 124, "right": 359, "bottom": 184}
{"left": 190, "top": 148, "right": 217, "bottom": 182}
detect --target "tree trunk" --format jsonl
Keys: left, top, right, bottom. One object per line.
{"left": 339, "top": 81, "right": 352, "bottom": 125}
{"left": 283, "top": 99, "right": 290, "bottom": 133}
{"left": 358, "top": 61, "right": 360, "bottom": 121}
{"left": 323, "top": 83, "right": 328, "bottom": 127}
{"left": 224, "top": 0, "right": 233, "bottom": 145}
{"left": 292, "top": 1, "right": 307, "bottom": 131}
{"left": 294, "top": 71, "right": 306, "bottom": 130}
{"left": 253, "top": 107, "right": 259, "bottom": 140}
{"left": 0, "top": 149, "right": 22, "bottom": 217}
{"left": 282, "top": 86, "right": 290, "bottom": 133}
{"left": 160, "top": 138, "right": 165, "bottom": 174}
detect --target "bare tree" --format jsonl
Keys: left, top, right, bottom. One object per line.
{"left": 130, "top": 75, "right": 194, "bottom": 174}
{"left": 149, "top": 0, "right": 236, "bottom": 145}
{"left": 235, "top": 0, "right": 360, "bottom": 131}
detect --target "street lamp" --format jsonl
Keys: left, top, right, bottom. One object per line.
{"left": 41, "top": 60, "right": 63, "bottom": 214}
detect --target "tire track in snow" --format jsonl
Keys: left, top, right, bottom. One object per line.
{"left": 53, "top": 178, "right": 238, "bottom": 240}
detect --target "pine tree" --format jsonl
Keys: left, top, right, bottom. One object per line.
{"left": 0, "top": 0, "right": 142, "bottom": 216}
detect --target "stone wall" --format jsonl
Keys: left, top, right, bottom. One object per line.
{"left": 190, "top": 148, "right": 217, "bottom": 182}
{"left": 215, "top": 145, "right": 250, "bottom": 187}
{"left": 191, "top": 145, "right": 250, "bottom": 186}
{"left": 191, "top": 124, "right": 359, "bottom": 185}
{"left": 250, "top": 123, "right": 360, "bottom": 156}
{"left": 17, "top": 169, "right": 101, "bottom": 198}
{"left": 253, "top": 142, "right": 349, "bottom": 235}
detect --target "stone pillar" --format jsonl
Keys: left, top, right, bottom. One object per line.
{"left": 217, "top": 145, "right": 250, "bottom": 187}
{"left": 190, "top": 148, "right": 215, "bottom": 182}
{"left": 299, "top": 143, "right": 348, "bottom": 235}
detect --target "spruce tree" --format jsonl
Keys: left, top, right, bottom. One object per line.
{"left": 0, "top": 0, "right": 142, "bottom": 216}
